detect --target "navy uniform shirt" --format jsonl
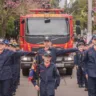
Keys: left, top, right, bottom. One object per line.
{"left": 74, "top": 51, "right": 85, "bottom": 67}
{"left": 12, "top": 50, "right": 34, "bottom": 74}
{"left": 37, "top": 47, "right": 78, "bottom": 64}
{"left": 0, "top": 49, "right": 14, "bottom": 80}
{"left": 84, "top": 47, "right": 96, "bottom": 77}
{"left": 0, "top": 49, "right": 35, "bottom": 80}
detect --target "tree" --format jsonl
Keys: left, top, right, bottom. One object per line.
{"left": 6, "top": 16, "right": 15, "bottom": 35}
{"left": 92, "top": 0, "right": 96, "bottom": 32}
{"left": 65, "top": 0, "right": 87, "bottom": 29}
{"left": 50, "top": 0, "right": 59, "bottom": 8}
{"left": 0, "top": 0, "right": 20, "bottom": 37}
{"left": 0, "top": 0, "right": 39, "bottom": 37}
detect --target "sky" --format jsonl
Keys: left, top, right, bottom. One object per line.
{"left": 59, "top": 0, "right": 70, "bottom": 8}
{"left": 59, "top": 0, "right": 76, "bottom": 8}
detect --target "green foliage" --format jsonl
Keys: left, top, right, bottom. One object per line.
{"left": 66, "top": 0, "right": 87, "bottom": 29}
{"left": 6, "top": 16, "right": 15, "bottom": 35}
{"left": 50, "top": 0, "right": 59, "bottom": 8}
{"left": 0, "top": 23, "right": 2, "bottom": 37}
{"left": 0, "top": 0, "right": 41, "bottom": 37}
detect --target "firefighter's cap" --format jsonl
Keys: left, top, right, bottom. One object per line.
{"left": 77, "top": 42, "right": 85, "bottom": 47}
{"left": 43, "top": 51, "right": 52, "bottom": 57}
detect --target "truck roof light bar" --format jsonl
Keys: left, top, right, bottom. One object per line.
{"left": 30, "top": 9, "right": 64, "bottom": 14}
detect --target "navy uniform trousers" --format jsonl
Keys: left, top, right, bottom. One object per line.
{"left": 77, "top": 66, "right": 85, "bottom": 85}
{"left": 88, "top": 77, "right": 96, "bottom": 96}
{"left": 0, "top": 79, "right": 12, "bottom": 96}
{"left": 74, "top": 51, "right": 85, "bottom": 86}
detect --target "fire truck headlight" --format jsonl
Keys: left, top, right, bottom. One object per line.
{"left": 21, "top": 56, "right": 32, "bottom": 61}
{"left": 68, "top": 57, "right": 73, "bottom": 61}
{"left": 64, "top": 57, "right": 73, "bottom": 61}
{"left": 21, "top": 57, "right": 28, "bottom": 61}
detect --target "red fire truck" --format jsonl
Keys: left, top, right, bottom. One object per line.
{"left": 20, "top": 7, "right": 74, "bottom": 76}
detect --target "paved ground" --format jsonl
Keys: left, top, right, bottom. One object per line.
{"left": 16, "top": 69, "right": 88, "bottom": 96}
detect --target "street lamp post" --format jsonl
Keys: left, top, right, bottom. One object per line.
{"left": 87, "top": 0, "right": 92, "bottom": 43}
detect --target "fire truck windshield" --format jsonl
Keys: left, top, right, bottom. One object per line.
{"left": 26, "top": 17, "right": 69, "bottom": 35}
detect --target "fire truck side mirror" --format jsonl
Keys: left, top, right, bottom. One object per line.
{"left": 21, "top": 19, "right": 25, "bottom": 24}
{"left": 75, "top": 20, "right": 81, "bottom": 35}
{"left": 75, "top": 20, "right": 80, "bottom": 25}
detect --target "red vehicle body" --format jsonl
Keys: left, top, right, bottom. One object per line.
{"left": 20, "top": 9, "right": 74, "bottom": 76}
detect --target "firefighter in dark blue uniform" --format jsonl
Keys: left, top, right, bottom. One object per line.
{"left": 29, "top": 51, "right": 60, "bottom": 96}
{"left": 9, "top": 44, "right": 20, "bottom": 95}
{"left": 15, "top": 45, "right": 21, "bottom": 86}
{"left": 83, "top": 44, "right": 89, "bottom": 91}
{"left": 0, "top": 40, "right": 15, "bottom": 96}
{"left": 0, "top": 40, "right": 35, "bottom": 96}
{"left": 84, "top": 36, "right": 96, "bottom": 96}
{"left": 74, "top": 42, "right": 85, "bottom": 88}
{"left": 37, "top": 37, "right": 78, "bottom": 64}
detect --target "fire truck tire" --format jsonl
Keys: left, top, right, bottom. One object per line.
{"left": 66, "top": 68, "right": 73, "bottom": 75}
{"left": 22, "top": 68, "right": 29, "bottom": 76}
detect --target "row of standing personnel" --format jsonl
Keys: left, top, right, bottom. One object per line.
{"left": 0, "top": 37, "right": 79, "bottom": 96}
{"left": 2, "top": 35, "right": 94, "bottom": 96}
{"left": 0, "top": 40, "right": 36, "bottom": 96}
{"left": 29, "top": 36, "right": 96, "bottom": 96}
{"left": 74, "top": 35, "right": 96, "bottom": 96}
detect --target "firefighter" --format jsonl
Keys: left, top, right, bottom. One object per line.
{"left": 84, "top": 36, "right": 96, "bottom": 96}
{"left": 9, "top": 44, "right": 19, "bottom": 95}
{"left": 74, "top": 42, "right": 85, "bottom": 88}
{"left": 15, "top": 44, "right": 21, "bottom": 86}
{"left": 29, "top": 51, "right": 60, "bottom": 96}
{"left": 0, "top": 40, "right": 36, "bottom": 96}
{"left": 37, "top": 37, "right": 78, "bottom": 64}
{"left": 7, "top": 44, "right": 18, "bottom": 95}
{"left": 83, "top": 44, "right": 89, "bottom": 91}
{"left": 0, "top": 40, "right": 14, "bottom": 96}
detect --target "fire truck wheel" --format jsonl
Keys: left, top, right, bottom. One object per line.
{"left": 22, "top": 68, "right": 29, "bottom": 76}
{"left": 66, "top": 68, "right": 73, "bottom": 75}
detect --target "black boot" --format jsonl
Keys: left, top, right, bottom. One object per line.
{"left": 84, "top": 88, "right": 88, "bottom": 91}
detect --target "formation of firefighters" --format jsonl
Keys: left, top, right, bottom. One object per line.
{"left": 0, "top": 38, "right": 36, "bottom": 96}
{"left": 0, "top": 35, "right": 96, "bottom": 96}
{"left": 0, "top": 0, "right": 95, "bottom": 96}
{"left": 28, "top": 35, "right": 96, "bottom": 96}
